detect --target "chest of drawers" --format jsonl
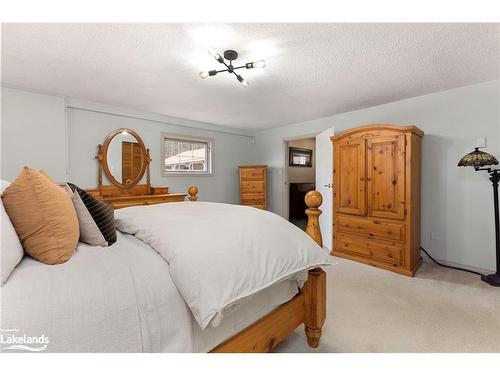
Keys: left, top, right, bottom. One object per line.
{"left": 239, "top": 165, "right": 267, "bottom": 210}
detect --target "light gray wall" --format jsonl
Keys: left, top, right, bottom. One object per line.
{"left": 1, "top": 87, "right": 67, "bottom": 181}
{"left": 67, "top": 106, "right": 254, "bottom": 203}
{"left": 253, "top": 80, "right": 500, "bottom": 272}
{"left": 287, "top": 138, "right": 316, "bottom": 183}
{"left": 1, "top": 87, "right": 255, "bottom": 204}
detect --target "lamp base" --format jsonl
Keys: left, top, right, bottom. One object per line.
{"left": 481, "top": 273, "right": 500, "bottom": 287}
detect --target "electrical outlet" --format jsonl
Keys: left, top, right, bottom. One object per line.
{"left": 475, "top": 137, "right": 487, "bottom": 149}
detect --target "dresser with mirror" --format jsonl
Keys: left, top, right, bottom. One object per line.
{"left": 86, "top": 128, "right": 197, "bottom": 208}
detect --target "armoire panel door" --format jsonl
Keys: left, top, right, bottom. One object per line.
{"left": 366, "top": 134, "right": 405, "bottom": 219}
{"left": 334, "top": 139, "right": 366, "bottom": 215}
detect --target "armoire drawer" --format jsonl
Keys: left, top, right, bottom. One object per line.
{"left": 336, "top": 215, "right": 404, "bottom": 242}
{"left": 335, "top": 232, "right": 403, "bottom": 264}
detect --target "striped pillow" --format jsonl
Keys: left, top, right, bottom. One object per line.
{"left": 67, "top": 183, "right": 117, "bottom": 245}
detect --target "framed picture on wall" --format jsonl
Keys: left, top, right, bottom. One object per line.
{"left": 289, "top": 147, "right": 313, "bottom": 167}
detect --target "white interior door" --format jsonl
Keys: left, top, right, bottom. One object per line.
{"left": 315, "top": 127, "right": 334, "bottom": 251}
{"left": 282, "top": 141, "right": 289, "bottom": 220}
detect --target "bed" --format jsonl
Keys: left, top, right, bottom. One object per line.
{"left": 1, "top": 126, "right": 332, "bottom": 352}
{"left": 0, "top": 187, "right": 331, "bottom": 353}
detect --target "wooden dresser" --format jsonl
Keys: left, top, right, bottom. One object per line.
{"left": 239, "top": 165, "right": 267, "bottom": 210}
{"left": 87, "top": 128, "right": 197, "bottom": 209}
{"left": 289, "top": 183, "right": 316, "bottom": 219}
{"left": 87, "top": 184, "right": 188, "bottom": 209}
{"left": 331, "top": 125, "right": 423, "bottom": 276}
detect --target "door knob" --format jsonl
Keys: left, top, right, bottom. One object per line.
{"left": 323, "top": 183, "right": 333, "bottom": 188}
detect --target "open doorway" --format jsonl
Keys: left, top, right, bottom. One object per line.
{"left": 282, "top": 127, "right": 334, "bottom": 250}
{"left": 283, "top": 138, "right": 316, "bottom": 231}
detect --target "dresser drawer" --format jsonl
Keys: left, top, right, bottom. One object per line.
{"left": 151, "top": 186, "right": 169, "bottom": 195}
{"left": 336, "top": 215, "right": 404, "bottom": 241}
{"left": 240, "top": 180, "right": 265, "bottom": 193}
{"left": 240, "top": 193, "right": 265, "bottom": 206}
{"left": 240, "top": 168, "right": 265, "bottom": 181}
{"left": 249, "top": 204, "right": 266, "bottom": 210}
{"left": 335, "top": 232, "right": 402, "bottom": 264}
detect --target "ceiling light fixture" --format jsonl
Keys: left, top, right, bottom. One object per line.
{"left": 199, "top": 48, "right": 266, "bottom": 87}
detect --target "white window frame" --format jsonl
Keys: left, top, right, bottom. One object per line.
{"left": 161, "top": 132, "right": 214, "bottom": 177}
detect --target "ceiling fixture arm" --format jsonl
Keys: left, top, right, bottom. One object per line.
{"left": 199, "top": 48, "right": 266, "bottom": 87}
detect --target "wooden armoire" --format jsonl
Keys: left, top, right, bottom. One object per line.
{"left": 331, "top": 125, "right": 423, "bottom": 276}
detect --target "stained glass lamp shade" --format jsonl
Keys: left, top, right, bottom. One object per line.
{"left": 458, "top": 148, "right": 499, "bottom": 168}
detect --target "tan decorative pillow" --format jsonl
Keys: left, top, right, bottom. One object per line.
{"left": 38, "top": 169, "right": 55, "bottom": 182}
{"left": 1, "top": 167, "right": 79, "bottom": 265}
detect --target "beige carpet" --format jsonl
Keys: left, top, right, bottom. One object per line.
{"left": 274, "top": 257, "right": 500, "bottom": 353}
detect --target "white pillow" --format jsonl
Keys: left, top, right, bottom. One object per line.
{"left": 1, "top": 180, "right": 25, "bottom": 285}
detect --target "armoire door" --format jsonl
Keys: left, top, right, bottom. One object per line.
{"left": 366, "top": 134, "right": 405, "bottom": 219}
{"left": 334, "top": 139, "right": 366, "bottom": 215}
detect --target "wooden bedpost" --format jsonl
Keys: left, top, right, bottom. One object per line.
{"left": 305, "top": 191, "right": 323, "bottom": 247}
{"left": 188, "top": 185, "right": 199, "bottom": 201}
{"left": 304, "top": 191, "right": 327, "bottom": 348}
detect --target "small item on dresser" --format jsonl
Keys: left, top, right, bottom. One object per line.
{"left": 68, "top": 183, "right": 117, "bottom": 246}
{"left": 1, "top": 167, "right": 79, "bottom": 265}
{"left": 0, "top": 179, "right": 25, "bottom": 285}
{"left": 239, "top": 165, "right": 267, "bottom": 210}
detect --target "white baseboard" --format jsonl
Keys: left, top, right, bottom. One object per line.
{"left": 420, "top": 252, "right": 493, "bottom": 274}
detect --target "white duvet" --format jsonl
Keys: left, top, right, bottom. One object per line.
{"left": 1, "top": 232, "right": 302, "bottom": 352}
{"left": 115, "top": 201, "right": 334, "bottom": 329}
{"left": 1, "top": 232, "right": 193, "bottom": 352}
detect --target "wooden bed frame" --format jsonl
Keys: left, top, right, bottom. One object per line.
{"left": 206, "top": 188, "right": 327, "bottom": 353}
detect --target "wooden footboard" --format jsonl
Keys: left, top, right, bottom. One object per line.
{"left": 210, "top": 190, "right": 327, "bottom": 353}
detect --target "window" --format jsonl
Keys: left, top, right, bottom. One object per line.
{"left": 161, "top": 133, "right": 214, "bottom": 176}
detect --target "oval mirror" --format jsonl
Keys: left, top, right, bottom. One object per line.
{"left": 101, "top": 128, "right": 148, "bottom": 189}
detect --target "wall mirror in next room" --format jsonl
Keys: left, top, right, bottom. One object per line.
{"left": 289, "top": 146, "right": 313, "bottom": 167}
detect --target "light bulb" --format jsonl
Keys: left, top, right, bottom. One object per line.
{"left": 199, "top": 71, "right": 209, "bottom": 79}
{"left": 253, "top": 59, "right": 266, "bottom": 68}
{"left": 236, "top": 74, "right": 249, "bottom": 87}
{"left": 208, "top": 47, "right": 219, "bottom": 57}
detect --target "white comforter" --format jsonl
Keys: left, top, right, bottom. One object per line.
{"left": 1, "top": 232, "right": 301, "bottom": 352}
{"left": 1, "top": 232, "right": 193, "bottom": 352}
{"left": 115, "top": 202, "right": 334, "bottom": 329}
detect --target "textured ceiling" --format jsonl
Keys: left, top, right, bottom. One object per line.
{"left": 2, "top": 23, "right": 499, "bottom": 130}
